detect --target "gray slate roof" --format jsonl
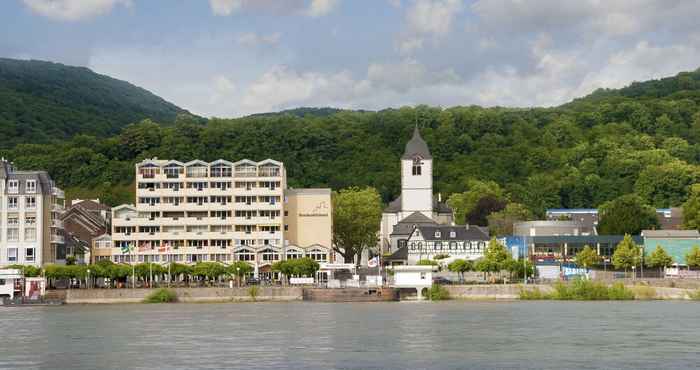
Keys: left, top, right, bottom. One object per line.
{"left": 383, "top": 195, "right": 453, "bottom": 214}
{"left": 401, "top": 126, "right": 432, "bottom": 160}
{"left": 391, "top": 211, "right": 438, "bottom": 236}
{"left": 642, "top": 230, "right": 700, "bottom": 238}
{"left": 1, "top": 159, "right": 55, "bottom": 195}
{"left": 414, "top": 225, "right": 490, "bottom": 241}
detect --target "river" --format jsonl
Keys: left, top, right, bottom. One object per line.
{"left": 1, "top": 301, "right": 698, "bottom": 369}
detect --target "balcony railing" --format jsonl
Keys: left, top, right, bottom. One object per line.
{"left": 51, "top": 219, "right": 64, "bottom": 228}
{"left": 50, "top": 234, "right": 65, "bottom": 244}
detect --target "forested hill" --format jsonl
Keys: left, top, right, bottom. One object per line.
{"left": 0, "top": 58, "right": 192, "bottom": 148}
{"left": 3, "top": 66, "right": 700, "bottom": 220}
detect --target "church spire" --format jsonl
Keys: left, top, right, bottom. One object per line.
{"left": 402, "top": 125, "right": 432, "bottom": 160}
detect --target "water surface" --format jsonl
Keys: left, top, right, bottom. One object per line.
{"left": 1, "top": 301, "right": 698, "bottom": 369}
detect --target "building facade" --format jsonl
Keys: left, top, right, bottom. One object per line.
{"left": 105, "top": 159, "right": 333, "bottom": 279}
{"left": 642, "top": 229, "right": 700, "bottom": 265}
{"left": 61, "top": 199, "right": 111, "bottom": 264}
{"left": 402, "top": 224, "right": 490, "bottom": 265}
{"left": 0, "top": 158, "right": 65, "bottom": 267}
{"left": 380, "top": 127, "right": 453, "bottom": 254}
{"left": 546, "top": 207, "right": 683, "bottom": 231}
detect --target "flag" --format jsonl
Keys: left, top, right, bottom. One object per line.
{"left": 368, "top": 256, "right": 379, "bottom": 268}
{"left": 120, "top": 243, "right": 133, "bottom": 254}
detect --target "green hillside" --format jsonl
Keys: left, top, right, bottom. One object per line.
{"left": 0, "top": 58, "right": 193, "bottom": 148}
{"left": 3, "top": 65, "right": 700, "bottom": 218}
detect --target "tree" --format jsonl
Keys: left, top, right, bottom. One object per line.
{"left": 466, "top": 196, "right": 507, "bottom": 226}
{"left": 447, "top": 180, "right": 506, "bottom": 224}
{"left": 634, "top": 160, "right": 699, "bottom": 208}
{"left": 447, "top": 259, "right": 472, "bottom": 283}
{"left": 598, "top": 194, "right": 659, "bottom": 235}
{"left": 227, "top": 261, "right": 253, "bottom": 280}
{"left": 612, "top": 234, "right": 641, "bottom": 276}
{"left": 479, "top": 238, "right": 512, "bottom": 281}
{"left": 575, "top": 245, "right": 600, "bottom": 269}
{"left": 487, "top": 203, "right": 533, "bottom": 236}
{"left": 682, "top": 184, "right": 700, "bottom": 230}
{"left": 685, "top": 245, "right": 700, "bottom": 269}
{"left": 332, "top": 187, "right": 382, "bottom": 266}
{"left": 647, "top": 245, "right": 673, "bottom": 277}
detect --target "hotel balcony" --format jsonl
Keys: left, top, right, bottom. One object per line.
{"left": 51, "top": 219, "right": 64, "bottom": 228}
{"left": 51, "top": 234, "right": 65, "bottom": 244}
{"left": 52, "top": 203, "right": 65, "bottom": 212}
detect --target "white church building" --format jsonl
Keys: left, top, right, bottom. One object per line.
{"left": 379, "top": 127, "right": 454, "bottom": 255}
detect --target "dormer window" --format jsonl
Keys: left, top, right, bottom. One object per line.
{"left": 412, "top": 157, "right": 422, "bottom": 176}
{"left": 8, "top": 180, "right": 18, "bottom": 193}
{"left": 435, "top": 231, "right": 441, "bottom": 238}
{"left": 450, "top": 231, "right": 456, "bottom": 238}
{"left": 26, "top": 180, "right": 36, "bottom": 193}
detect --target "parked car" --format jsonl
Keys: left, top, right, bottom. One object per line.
{"left": 245, "top": 277, "right": 260, "bottom": 285}
{"left": 432, "top": 276, "right": 452, "bottom": 285}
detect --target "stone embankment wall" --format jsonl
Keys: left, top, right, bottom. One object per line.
{"left": 445, "top": 284, "right": 697, "bottom": 300}
{"left": 445, "top": 284, "right": 554, "bottom": 300}
{"left": 65, "top": 287, "right": 303, "bottom": 304}
{"left": 302, "top": 287, "right": 399, "bottom": 302}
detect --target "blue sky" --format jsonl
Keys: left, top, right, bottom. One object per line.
{"left": 3, "top": 0, "right": 700, "bottom": 117}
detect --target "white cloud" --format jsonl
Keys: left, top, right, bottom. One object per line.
{"left": 398, "top": 0, "right": 463, "bottom": 54}
{"left": 236, "top": 32, "right": 282, "bottom": 47}
{"left": 22, "top": 0, "right": 131, "bottom": 21}
{"left": 406, "top": 0, "right": 462, "bottom": 36}
{"left": 387, "top": 0, "right": 402, "bottom": 8}
{"left": 209, "top": 0, "right": 242, "bottom": 16}
{"left": 397, "top": 37, "right": 423, "bottom": 55}
{"left": 305, "top": 0, "right": 340, "bottom": 17}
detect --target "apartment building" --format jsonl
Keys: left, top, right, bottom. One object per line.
{"left": 103, "top": 158, "right": 333, "bottom": 279}
{"left": 0, "top": 158, "right": 65, "bottom": 267}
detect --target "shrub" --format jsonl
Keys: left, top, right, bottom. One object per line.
{"left": 607, "top": 283, "right": 635, "bottom": 300}
{"left": 631, "top": 285, "right": 657, "bottom": 300}
{"left": 687, "top": 289, "right": 700, "bottom": 300}
{"left": 550, "top": 279, "right": 635, "bottom": 300}
{"left": 427, "top": 284, "right": 450, "bottom": 301}
{"left": 144, "top": 288, "right": 178, "bottom": 303}
{"left": 519, "top": 287, "right": 551, "bottom": 300}
{"left": 248, "top": 285, "right": 259, "bottom": 301}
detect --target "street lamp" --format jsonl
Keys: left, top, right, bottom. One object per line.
{"left": 236, "top": 267, "right": 240, "bottom": 288}
{"left": 87, "top": 269, "right": 91, "bottom": 289}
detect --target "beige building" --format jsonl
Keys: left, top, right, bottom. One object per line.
{"left": 0, "top": 158, "right": 65, "bottom": 267}
{"left": 102, "top": 158, "right": 333, "bottom": 280}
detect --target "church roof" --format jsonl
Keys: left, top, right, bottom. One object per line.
{"left": 391, "top": 212, "right": 438, "bottom": 236}
{"left": 401, "top": 126, "right": 432, "bottom": 160}
{"left": 412, "top": 225, "right": 490, "bottom": 241}
{"left": 383, "top": 195, "right": 453, "bottom": 214}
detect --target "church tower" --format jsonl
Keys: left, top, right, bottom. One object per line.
{"left": 400, "top": 126, "right": 433, "bottom": 219}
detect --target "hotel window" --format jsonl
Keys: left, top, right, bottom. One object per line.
{"left": 25, "top": 196, "right": 36, "bottom": 209}
{"left": 7, "top": 228, "right": 19, "bottom": 242}
{"left": 186, "top": 166, "right": 208, "bottom": 178}
{"left": 237, "top": 249, "right": 256, "bottom": 261}
{"left": 435, "top": 241, "right": 442, "bottom": 250}
{"left": 450, "top": 231, "right": 456, "bottom": 238}
{"left": 435, "top": 231, "right": 441, "bottom": 238}
{"left": 308, "top": 249, "right": 327, "bottom": 262}
{"left": 8, "top": 197, "right": 18, "bottom": 209}
{"left": 412, "top": 158, "right": 422, "bottom": 176}
{"left": 286, "top": 249, "right": 303, "bottom": 259}
{"left": 8, "top": 180, "right": 19, "bottom": 193}
{"left": 261, "top": 248, "right": 280, "bottom": 261}
{"left": 8, "top": 216, "right": 19, "bottom": 227}
{"left": 25, "top": 248, "right": 35, "bottom": 262}
{"left": 25, "top": 215, "right": 36, "bottom": 226}
{"left": 24, "top": 228, "right": 36, "bottom": 242}
{"left": 26, "top": 180, "right": 36, "bottom": 193}
{"left": 8, "top": 248, "right": 18, "bottom": 262}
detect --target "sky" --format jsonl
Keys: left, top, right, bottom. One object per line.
{"left": 3, "top": 0, "right": 700, "bottom": 118}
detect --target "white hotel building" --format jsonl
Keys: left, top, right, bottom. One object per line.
{"left": 99, "top": 158, "right": 333, "bottom": 280}
{"left": 0, "top": 159, "right": 66, "bottom": 267}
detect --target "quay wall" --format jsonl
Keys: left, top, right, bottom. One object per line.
{"left": 65, "top": 287, "right": 303, "bottom": 304}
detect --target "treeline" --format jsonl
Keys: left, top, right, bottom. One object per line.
{"left": 0, "top": 58, "right": 193, "bottom": 148}
{"left": 3, "top": 68, "right": 700, "bottom": 218}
